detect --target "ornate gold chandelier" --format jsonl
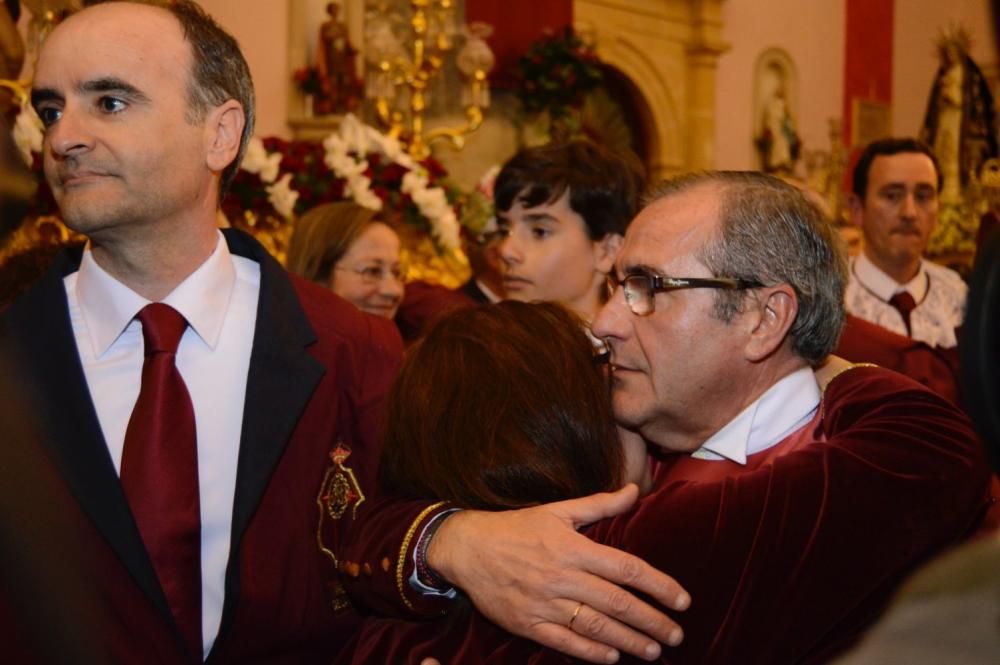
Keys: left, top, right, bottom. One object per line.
{"left": 363, "top": 0, "right": 493, "bottom": 159}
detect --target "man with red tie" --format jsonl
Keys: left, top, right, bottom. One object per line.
{"left": 845, "top": 137, "right": 966, "bottom": 349}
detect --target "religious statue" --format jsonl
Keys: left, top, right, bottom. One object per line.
{"left": 756, "top": 87, "right": 801, "bottom": 174}
{"left": 315, "top": 2, "right": 359, "bottom": 114}
{"left": 920, "top": 27, "right": 998, "bottom": 205}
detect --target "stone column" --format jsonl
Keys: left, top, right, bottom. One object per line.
{"left": 684, "top": 0, "right": 727, "bottom": 170}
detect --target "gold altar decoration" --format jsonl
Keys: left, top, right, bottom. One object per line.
{"left": 364, "top": 0, "right": 493, "bottom": 160}
{"left": 0, "top": 215, "right": 83, "bottom": 266}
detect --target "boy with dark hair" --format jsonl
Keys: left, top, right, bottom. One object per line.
{"left": 495, "top": 140, "right": 645, "bottom": 322}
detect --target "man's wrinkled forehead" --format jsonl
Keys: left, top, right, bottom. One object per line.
{"left": 619, "top": 188, "right": 720, "bottom": 272}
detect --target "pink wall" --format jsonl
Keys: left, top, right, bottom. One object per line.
{"left": 199, "top": 0, "right": 290, "bottom": 138}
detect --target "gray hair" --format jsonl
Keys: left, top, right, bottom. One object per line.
{"left": 644, "top": 171, "right": 847, "bottom": 365}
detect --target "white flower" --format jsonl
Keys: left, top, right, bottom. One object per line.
{"left": 338, "top": 113, "right": 370, "bottom": 154}
{"left": 401, "top": 169, "right": 428, "bottom": 194}
{"left": 320, "top": 116, "right": 461, "bottom": 249}
{"left": 13, "top": 105, "right": 43, "bottom": 165}
{"left": 323, "top": 132, "right": 348, "bottom": 159}
{"left": 326, "top": 152, "right": 368, "bottom": 180}
{"left": 266, "top": 173, "right": 299, "bottom": 220}
{"left": 241, "top": 136, "right": 282, "bottom": 183}
{"left": 347, "top": 175, "right": 383, "bottom": 210}
{"left": 431, "top": 208, "right": 461, "bottom": 250}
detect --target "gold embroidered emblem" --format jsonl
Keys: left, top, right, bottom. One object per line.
{"left": 318, "top": 442, "right": 365, "bottom": 520}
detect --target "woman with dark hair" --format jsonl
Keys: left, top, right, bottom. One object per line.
{"left": 380, "top": 300, "right": 639, "bottom": 510}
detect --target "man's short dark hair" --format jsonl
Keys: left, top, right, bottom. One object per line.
{"left": 96, "top": 0, "right": 255, "bottom": 199}
{"left": 852, "top": 137, "right": 941, "bottom": 200}
{"left": 494, "top": 141, "right": 645, "bottom": 239}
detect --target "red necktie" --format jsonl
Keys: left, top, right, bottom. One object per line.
{"left": 120, "top": 303, "right": 202, "bottom": 660}
{"left": 889, "top": 291, "right": 917, "bottom": 337}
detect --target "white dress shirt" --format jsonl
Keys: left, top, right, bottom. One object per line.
{"left": 64, "top": 232, "right": 260, "bottom": 658}
{"left": 845, "top": 253, "right": 966, "bottom": 348}
{"left": 691, "top": 367, "right": 821, "bottom": 463}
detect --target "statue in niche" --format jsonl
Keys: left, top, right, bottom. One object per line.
{"left": 754, "top": 55, "right": 801, "bottom": 175}
{"left": 315, "top": 2, "right": 359, "bottom": 114}
{"left": 759, "top": 88, "right": 801, "bottom": 173}
{"left": 920, "top": 27, "right": 998, "bottom": 205}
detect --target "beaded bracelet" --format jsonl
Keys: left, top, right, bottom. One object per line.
{"left": 415, "top": 512, "right": 453, "bottom": 590}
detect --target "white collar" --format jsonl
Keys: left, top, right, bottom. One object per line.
{"left": 475, "top": 278, "right": 503, "bottom": 304}
{"left": 691, "top": 366, "right": 820, "bottom": 464}
{"left": 75, "top": 231, "right": 237, "bottom": 357}
{"left": 854, "top": 252, "right": 929, "bottom": 302}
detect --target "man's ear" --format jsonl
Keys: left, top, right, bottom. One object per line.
{"left": 744, "top": 284, "right": 798, "bottom": 362}
{"left": 847, "top": 192, "right": 864, "bottom": 228}
{"left": 205, "top": 100, "right": 245, "bottom": 174}
{"left": 595, "top": 233, "right": 624, "bottom": 273}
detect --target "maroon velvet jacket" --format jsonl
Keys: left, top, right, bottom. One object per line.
{"left": 334, "top": 366, "right": 991, "bottom": 664}
{"left": 0, "top": 230, "right": 407, "bottom": 664}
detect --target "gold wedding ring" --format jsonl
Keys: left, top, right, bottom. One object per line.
{"left": 567, "top": 602, "right": 584, "bottom": 630}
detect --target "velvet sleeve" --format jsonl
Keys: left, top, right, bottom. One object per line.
{"left": 586, "top": 366, "right": 990, "bottom": 664}
{"left": 314, "top": 309, "right": 456, "bottom": 618}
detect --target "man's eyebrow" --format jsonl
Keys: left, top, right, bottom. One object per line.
{"left": 620, "top": 263, "right": 658, "bottom": 276}
{"left": 80, "top": 77, "right": 149, "bottom": 101}
{"left": 30, "top": 87, "right": 62, "bottom": 109}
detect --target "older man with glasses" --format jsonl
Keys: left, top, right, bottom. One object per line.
{"left": 575, "top": 170, "right": 990, "bottom": 661}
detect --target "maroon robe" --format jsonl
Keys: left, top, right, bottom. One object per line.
{"left": 335, "top": 366, "right": 991, "bottom": 664}
{"left": 836, "top": 313, "right": 960, "bottom": 405}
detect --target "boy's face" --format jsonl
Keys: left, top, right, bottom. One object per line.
{"left": 497, "top": 189, "right": 619, "bottom": 321}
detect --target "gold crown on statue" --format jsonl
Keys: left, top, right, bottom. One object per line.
{"left": 935, "top": 24, "right": 972, "bottom": 62}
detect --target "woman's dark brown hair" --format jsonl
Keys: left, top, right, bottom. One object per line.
{"left": 379, "top": 300, "right": 624, "bottom": 510}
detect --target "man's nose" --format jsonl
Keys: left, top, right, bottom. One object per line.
{"left": 46, "top": 106, "right": 94, "bottom": 157}
{"left": 592, "top": 286, "right": 629, "bottom": 341}
{"left": 899, "top": 192, "right": 918, "bottom": 218}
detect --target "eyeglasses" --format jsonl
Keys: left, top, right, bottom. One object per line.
{"left": 606, "top": 271, "right": 763, "bottom": 316}
{"left": 335, "top": 264, "right": 404, "bottom": 285}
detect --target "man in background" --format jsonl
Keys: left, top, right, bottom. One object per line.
{"left": 845, "top": 137, "right": 966, "bottom": 349}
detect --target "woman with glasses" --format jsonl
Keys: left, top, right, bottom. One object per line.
{"left": 286, "top": 201, "right": 405, "bottom": 320}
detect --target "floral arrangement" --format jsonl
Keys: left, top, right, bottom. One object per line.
{"left": 292, "top": 65, "right": 325, "bottom": 97}
{"left": 515, "top": 27, "right": 604, "bottom": 128}
{"left": 225, "top": 114, "right": 463, "bottom": 252}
